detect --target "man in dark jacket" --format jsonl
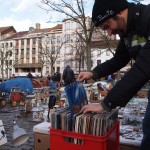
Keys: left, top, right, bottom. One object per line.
{"left": 78, "top": 0, "right": 150, "bottom": 149}
{"left": 63, "top": 65, "right": 75, "bottom": 86}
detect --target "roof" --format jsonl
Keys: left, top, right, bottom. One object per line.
{"left": 27, "top": 24, "right": 62, "bottom": 34}
{"left": 0, "top": 26, "right": 17, "bottom": 34}
{"left": 4, "top": 31, "right": 28, "bottom": 40}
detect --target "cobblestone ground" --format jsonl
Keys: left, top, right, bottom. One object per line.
{"left": 0, "top": 104, "right": 39, "bottom": 150}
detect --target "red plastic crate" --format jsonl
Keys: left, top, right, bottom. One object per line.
{"left": 50, "top": 121, "right": 120, "bottom": 150}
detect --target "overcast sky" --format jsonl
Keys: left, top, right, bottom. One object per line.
{"left": 0, "top": 0, "right": 149, "bottom": 32}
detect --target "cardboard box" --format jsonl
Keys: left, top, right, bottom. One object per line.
{"left": 34, "top": 133, "right": 50, "bottom": 150}
{"left": 33, "top": 122, "right": 50, "bottom": 150}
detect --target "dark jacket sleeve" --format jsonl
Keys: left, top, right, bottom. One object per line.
{"left": 103, "top": 36, "right": 150, "bottom": 110}
{"left": 92, "top": 38, "right": 131, "bottom": 80}
{"left": 62, "top": 69, "right": 66, "bottom": 79}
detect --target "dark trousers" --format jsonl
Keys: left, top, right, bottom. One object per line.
{"left": 140, "top": 90, "right": 150, "bottom": 150}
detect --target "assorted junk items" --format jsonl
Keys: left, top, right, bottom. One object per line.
{"left": 25, "top": 95, "right": 35, "bottom": 113}
{"left": 0, "top": 78, "right": 34, "bottom": 94}
{"left": 12, "top": 120, "right": 29, "bottom": 146}
{"left": 47, "top": 88, "right": 57, "bottom": 122}
{"left": 9, "top": 88, "right": 24, "bottom": 107}
{"left": 0, "top": 120, "right": 7, "bottom": 146}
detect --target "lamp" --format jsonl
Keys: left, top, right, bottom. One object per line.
{"left": 12, "top": 120, "right": 29, "bottom": 146}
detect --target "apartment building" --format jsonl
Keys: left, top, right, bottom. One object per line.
{"left": 0, "top": 18, "right": 117, "bottom": 79}
{"left": 0, "top": 26, "right": 17, "bottom": 79}
{"left": 60, "top": 16, "right": 115, "bottom": 74}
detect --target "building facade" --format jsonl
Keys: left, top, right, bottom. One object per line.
{"left": 0, "top": 19, "right": 117, "bottom": 79}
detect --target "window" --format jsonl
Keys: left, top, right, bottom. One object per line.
{"left": 46, "top": 37, "right": 51, "bottom": 44}
{"left": 27, "top": 39, "right": 30, "bottom": 45}
{"left": 32, "top": 57, "right": 35, "bottom": 63}
{"left": 70, "top": 22, "right": 73, "bottom": 29}
{"left": 21, "top": 58, "right": 24, "bottom": 63}
{"left": 65, "top": 22, "right": 70, "bottom": 30}
{"left": 21, "top": 40, "right": 24, "bottom": 45}
{"left": 77, "top": 23, "right": 82, "bottom": 29}
{"left": 21, "top": 49, "right": 24, "bottom": 55}
{"left": 15, "top": 49, "right": 18, "bottom": 55}
{"left": 15, "top": 68, "right": 18, "bottom": 73}
{"left": 46, "top": 67, "right": 49, "bottom": 73}
{"left": 33, "top": 39, "right": 36, "bottom": 44}
{"left": 56, "top": 61, "right": 60, "bottom": 64}
{"left": 5, "top": 43, "right": 8, "bottom": 48}
{"left": 9, "top": 51, "right": 12, "bottom": 56}
{"left": 9, "top": 69, "right": 12, "bottom": 74}
{"left": 65, "top": 34, "right": 70, "bottom": 42}
{"left": 57, "top": 36, "right": 61, "bottom": 43}
{"left": 32, "top": 48, "right": 35, "bottom": 54}
{"left": 51, "top": 46, "right": 55, "bottom": 52}
{"left": 10, "top": 42, "right": 13, "bottom": 47}
{"left": 65, "top": 61, "right": 72, "bottom": 67}
{"left": 56, "top": 46, "right": 60, "bottom": 54}
{"left": 38, "top": 68, "right": 41, "bottom": 72}
{"left": 26, "top": 58, "right": 29, "bottom": 63}
{"left": 9, "top": 60, "right": 12, "bottom": 65}
{"left": 76, "top": 61, "right": 80, "bottom": 68}
{"left": 46, "top": 60, "right": 49, "bottom": 64}
{"left": 26, "top": 48, "right": 30, "bottom": 55}
{"left": 51, "top": 36, "right": 56, "bottom": 44}
{"left": 65, "top": 46, "right": 72, "bottom": 54}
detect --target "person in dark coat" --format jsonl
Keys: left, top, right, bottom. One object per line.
{"left": 78, "top": 0, "right": 150, "bottom": 149}
{"left": 62, "top": 65, "right": 75, "bottom": 86}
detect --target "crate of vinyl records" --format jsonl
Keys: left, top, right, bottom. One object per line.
{"left": 50, "top": 82, "right": 120, "bottom": 150}
{"left": 50, "top": 107, "right": 119, "bottom": 150}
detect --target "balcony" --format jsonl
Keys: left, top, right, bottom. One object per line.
{"left": 14, "top": 63, "right": 42, "bottom": 68}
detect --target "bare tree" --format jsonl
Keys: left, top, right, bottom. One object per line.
{"left": 0, "top": 43, "right": 17, "bottom": 81}
{"left": 92, "top": 28, "right": 118, "bottom": 56}
{"left": 40, "top": 0, "right": 95, "bottom": 71}
{"left": 67, "top": 35, "right": 86, "bottom": 73}
{"left": 37, "top": 36, "right": 63, "bottom": 75}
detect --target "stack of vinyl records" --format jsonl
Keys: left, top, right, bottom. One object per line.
{"left": 65, "top": 81, "right": 88, "bottom": 115}
{"left": 51, "top": 107, "right": 118, "bottom": 137}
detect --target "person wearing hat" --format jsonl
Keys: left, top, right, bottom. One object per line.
{"left": 78, "top": 0, "right": 150, "bottom": 149}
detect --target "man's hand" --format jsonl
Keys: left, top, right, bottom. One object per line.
{"left": 81, "top": 103, "right": 104, "bottom": 114}
{"left": 77, "top": 72, "right": 93, "bottom": 82}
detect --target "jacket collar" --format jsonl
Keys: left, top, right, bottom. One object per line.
{"left": 125, "top": 3, "right": 139, "bottom": 35}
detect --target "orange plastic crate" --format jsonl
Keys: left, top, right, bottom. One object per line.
{"left": 50, "top": 121, "right": 120, "bottom": 150}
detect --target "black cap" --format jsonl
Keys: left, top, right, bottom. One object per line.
{"left": 92, "top": 0, "right": 129, "bottom": 27}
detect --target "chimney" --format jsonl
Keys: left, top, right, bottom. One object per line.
{"left": 36, "top": 23, "right": 41, "bottom": 29}
{"left": 29, "top": 27, "right": 34, "bottom": 31}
